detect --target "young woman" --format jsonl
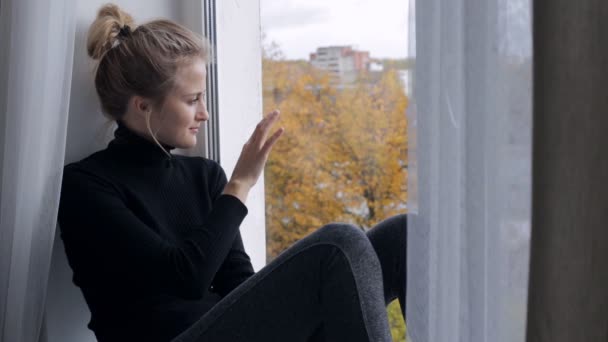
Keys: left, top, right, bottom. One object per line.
{"left": 58, "top": 4, "right": 406, "bottom": 341}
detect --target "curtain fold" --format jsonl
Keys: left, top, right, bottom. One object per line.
{"left": 0, "top": 0, "right": 76, "bottom": 341}
{"left": 406, "top": 0, "right": 533, "bottom": 341}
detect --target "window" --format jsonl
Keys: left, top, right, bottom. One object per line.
{"left": 261, "top": 1, "right": 409, "bottom": 340}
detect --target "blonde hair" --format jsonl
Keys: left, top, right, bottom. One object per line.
{"left": 87, "top": 3, "right": 210, "bottom": 155}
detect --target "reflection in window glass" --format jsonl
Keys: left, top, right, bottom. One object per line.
{"left": 261, "top": 1, "right": 409, "bottom": 340}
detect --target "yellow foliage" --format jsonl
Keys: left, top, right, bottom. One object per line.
{"left": 263, "top": 57, "right": 408, "bottom": 258}
{"left": 262, "top": 43, "right": 408, "bottom": 340}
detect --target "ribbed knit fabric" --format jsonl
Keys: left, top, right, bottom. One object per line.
{"left": 57, "top": 121, "right": 254, "bottom": 341}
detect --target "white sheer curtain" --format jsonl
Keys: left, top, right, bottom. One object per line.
{"left": 406, "top": 0, "right": 532, "bottom": 341}
{"left": 0, "top": 0, "right": 76, "bottom": 341}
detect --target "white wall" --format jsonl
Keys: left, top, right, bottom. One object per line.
{"left": 45, "top": 1, "right": 264, "bottom": 341}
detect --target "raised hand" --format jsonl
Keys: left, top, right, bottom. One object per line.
{"left": 222, "top": 110, "right": 284, "bottom": 203}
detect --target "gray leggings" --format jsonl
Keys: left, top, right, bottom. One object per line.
{"left": 172, "top": 214, "right": 407, "bottom": 342}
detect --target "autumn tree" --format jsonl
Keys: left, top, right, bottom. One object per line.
{"left": 262, "top": 40, "right": 408, "bottom": 341}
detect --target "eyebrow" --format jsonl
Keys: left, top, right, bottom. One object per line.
{"left": 182, "top": 90, "right": 206, "bottom": 98}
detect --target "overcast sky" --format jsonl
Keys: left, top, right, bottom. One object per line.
{"left": 261, "top": 0, "right": 410, "bottom": 60}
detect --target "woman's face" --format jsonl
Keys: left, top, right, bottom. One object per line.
{"left": 151, "top": 57, "right": 209, "bottom": 149}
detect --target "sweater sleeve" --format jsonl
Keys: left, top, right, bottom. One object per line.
{"left": 58, "top": 164, "right": 248, "bottom": 300}
{"left": 206, "top": 160, "right": 255, "bottom": 297}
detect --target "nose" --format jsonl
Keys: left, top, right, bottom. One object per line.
{"left": 195, "top": 101, "right": 209, "bottom": 122}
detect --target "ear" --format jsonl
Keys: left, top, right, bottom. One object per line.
{"left": 130, "top": 95, "right": 153, "bottom": 117}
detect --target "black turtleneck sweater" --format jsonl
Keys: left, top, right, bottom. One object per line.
{"left": 57, "top": 121, "right": 254, "bottom": 341}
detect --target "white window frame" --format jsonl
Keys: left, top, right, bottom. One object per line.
{"left": 211, "top": 0, "right": 267, "bottom": 271}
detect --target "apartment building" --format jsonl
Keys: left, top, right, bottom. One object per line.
{"left": 309, "top": 46, "right": 371, "bottom": 84}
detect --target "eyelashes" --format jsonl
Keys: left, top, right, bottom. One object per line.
{"left": 189, "top": 92, "right": 207, "bottom": 105}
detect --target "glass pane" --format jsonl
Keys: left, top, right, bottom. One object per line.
{"left": 261, "top": 1, "right": 410, "bottom": 340}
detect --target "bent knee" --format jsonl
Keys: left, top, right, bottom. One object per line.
{"left": 316, "top": 222, "right": 366, "bottom": 239}
{"left": 313, "top": 223, "right": 373, "bottom": 255}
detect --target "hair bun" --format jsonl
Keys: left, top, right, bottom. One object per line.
{"left": 86, "top": 3, "right": 136, "bottom": 60}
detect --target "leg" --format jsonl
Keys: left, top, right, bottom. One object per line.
{"left": 366, "top": 214, "right": 407, "bottom": 319}
{"left": 172, "top": 223, "right": 392, "bottom": 342}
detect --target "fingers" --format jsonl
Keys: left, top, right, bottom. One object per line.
{"left": 259, "top": 110, "right": 280, "bottom": 143}
{"left": 231, "top": 110, "right": 284, "bottom": 189}
{"left": 262, "top": 127, "right": 285, "bottom": 155}
{"left": 252, "top": 110, "right": 281, "bottom": 147}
